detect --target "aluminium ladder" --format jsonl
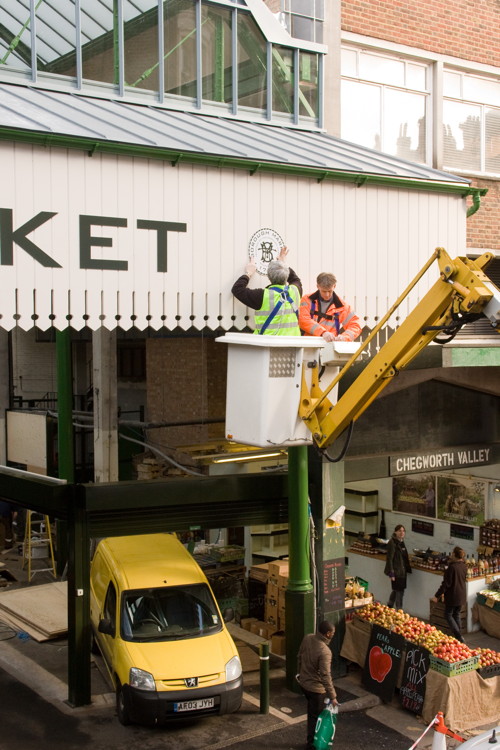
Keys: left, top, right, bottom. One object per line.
{"left": 22, "top": 512, "right": 56, "bottom": 582}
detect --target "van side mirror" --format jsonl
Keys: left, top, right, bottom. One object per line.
{"left": 223, "top": 608, "right": 234, "bottom": 623}
{"left": 98, "top": 617, "right": 115, "bottom": 637}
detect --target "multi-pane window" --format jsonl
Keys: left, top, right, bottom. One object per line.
{"left": 443, "top": 71, "right": 500, "bottom": 175}
{"left": 280, "top": 0, "right": 324, "bottom": 44}
{"left": 341, "top": 47, "right": 429, "bottom": 164}
{"left": 0, "top": 0, "right": 322, "bottom": 127}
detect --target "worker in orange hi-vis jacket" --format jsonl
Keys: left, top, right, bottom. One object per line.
{"left": 298, "top": 271, "right": 362, "bottom": 342}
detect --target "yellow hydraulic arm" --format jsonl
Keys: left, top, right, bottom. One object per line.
{"left": 299, "top": 248, "right": 500, "bottom": 451}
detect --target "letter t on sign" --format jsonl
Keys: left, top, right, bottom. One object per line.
{"left": 137, "top": 220, "right": 187, "bottom": 272}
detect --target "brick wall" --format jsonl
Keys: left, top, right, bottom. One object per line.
{"left": 341, "top": 0, "right": 500, "bottom": 67}
{"left": 146, "top": 337, "right": 227, "bottom": 447}
{"left": 467, "top": 179, "right": 500, "bottom": 250}
{"left": 264, "top": 0, "right": 281, "bottom": 13}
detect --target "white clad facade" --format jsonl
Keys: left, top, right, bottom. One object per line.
{"left": 0, "top": 140, "right": 468, "bottom": 333}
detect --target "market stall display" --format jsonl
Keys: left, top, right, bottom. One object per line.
{"left": 347, "top": 546, "right": 490, "bottom": 630}
{"left": 473, "top": 577, "right": 500, "bottom": 640}
{"left": 340, "top": 603, "right": 500, "bottom": 731}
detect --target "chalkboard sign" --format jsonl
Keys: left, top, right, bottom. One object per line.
{"left": 450, "top": 524, "right": 474, "bottom": 541}
{"left": 362, "top": 625, "right": 405, "bottom": 703}
{"left": 399, "top": 644, "right": 430, "bottom": 715}
{"left": 322, "top": 557, "right": 345, "bottom": 610}
{"left": 412, "top": 519, "right": 434, "bottom": 536}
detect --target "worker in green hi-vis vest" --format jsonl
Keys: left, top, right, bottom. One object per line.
{"left": 231, "top": 246, "right": 302, "bottom": 335}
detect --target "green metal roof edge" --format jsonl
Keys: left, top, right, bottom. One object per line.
{"left": 0, "top": 127, "right": 483, "bottom": 198}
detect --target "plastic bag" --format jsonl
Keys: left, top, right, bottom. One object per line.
{"left": 313, "top": 701, "right": 338, "bottom": 750}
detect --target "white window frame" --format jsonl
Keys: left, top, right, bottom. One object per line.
{"left": 342, "top": 31, "right": 500, "bottom": 178}
{"left": 443, "top": 68, "right": 500, "bottom": 177}
{"left": 341, "top": 44, "right": 431, "bottom": 165}
{"left": 280, "top": 0, "right": 324, "bottom": 44}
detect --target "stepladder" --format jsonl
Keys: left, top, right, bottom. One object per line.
{"left": 22, "top": 512, "right": 57, "bottom": 582}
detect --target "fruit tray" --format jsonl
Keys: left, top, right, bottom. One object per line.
{"left": 429, "top": 653, "right": 480, "bottom": 677}
{"left": 477, "top": 663, "right": 500, "bottom": 679}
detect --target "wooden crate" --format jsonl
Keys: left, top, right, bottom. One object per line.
{"left": 429, "top": 599, "right": 467, "bottom": 635}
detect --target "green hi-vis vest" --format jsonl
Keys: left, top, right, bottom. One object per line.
{"left": 254, "top": 284, "right": 301, "bottom": 335}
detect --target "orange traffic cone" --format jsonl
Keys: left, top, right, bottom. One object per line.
{"left": 432, "top": 711, "right": 465, "bottom": 750}
{"left": 431, "top": 714, "right": 448, "bottom": 750}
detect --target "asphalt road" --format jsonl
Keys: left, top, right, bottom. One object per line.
{"left": 0, "top": 665, "right": 412, "bottom": 750}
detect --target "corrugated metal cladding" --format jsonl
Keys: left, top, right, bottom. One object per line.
{"left": 0, "top": 84, "right": 471, "bottom": 332}
{"left": 0, "top": 84, "right": 469, "bottom": 182}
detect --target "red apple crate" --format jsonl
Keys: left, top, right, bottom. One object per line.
{"left": 429, "top": 653, "right": 480, "bottom": 677}
{"left": 477, "top": 663, "right": 500, "bottom": 679}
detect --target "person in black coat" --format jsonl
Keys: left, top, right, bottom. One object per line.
{"left": 384, "top": 524, "right": 412, "bottom": 610}
{"left": 431, "top": 546, "right": 467, "bottom": 642}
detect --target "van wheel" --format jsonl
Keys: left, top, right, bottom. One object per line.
{"left": 116, "top": 683, "right": 131, "bottom": 726}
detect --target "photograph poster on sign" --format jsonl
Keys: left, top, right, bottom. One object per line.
{"left": 392, "top": 474, "right": 436, "bottom": 519}
{"left": 437, "top": 475, "right": 486, "bottom": 527}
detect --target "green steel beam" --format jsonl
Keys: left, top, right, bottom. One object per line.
{"left": 443, "top": 347, "right": 500, "bottom": 367}
{"left": 0, "top": 128, "right": 484, "bottom": 199}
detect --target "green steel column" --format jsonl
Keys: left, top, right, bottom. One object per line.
{"left": 214, "top": 16, "right": 225, "bottom": 102}
{"left": 285, "top": 445, "right": 314, "bottom": 691}
{"left": 308, "top": 451, "right": 347, "bottom": 679}
{"left": 56, "top": 329, "right": 74, "bottom": 484}
{"left": 67, "top": 484, "right": 91, "bottom": 707}
{"left": 56, "top": 329, "right": 73, "bottom": 577}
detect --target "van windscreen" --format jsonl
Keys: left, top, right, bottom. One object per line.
{"left": 121, "top": 584, "right": 223, "bottom": 642}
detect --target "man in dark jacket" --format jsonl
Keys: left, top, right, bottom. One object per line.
{"left": 432, "top": 546, "right": 467, "bottom": 642}
{"left": 297, "top": 620, "right": 338, "bottom": 750}
{"left": 384, "top": 524, "right": 412, "bottom": 610}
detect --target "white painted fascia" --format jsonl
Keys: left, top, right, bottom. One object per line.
{"left": 342, "top": 31, "right": 500, "bottom": 78}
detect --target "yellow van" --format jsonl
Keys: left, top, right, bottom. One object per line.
{"left": 90, "top": 533, "right": 243, "bottom": 726}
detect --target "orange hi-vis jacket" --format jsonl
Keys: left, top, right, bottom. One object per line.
{"left": 298, "top": 290, "right": 362, "bottom": 341}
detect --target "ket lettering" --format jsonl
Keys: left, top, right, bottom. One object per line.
{"left": 0, "top": 209, "right": 187, "bottom": 272}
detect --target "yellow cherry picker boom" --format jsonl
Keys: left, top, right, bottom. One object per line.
{"left": 298, "top": 247, "right": 500, "bottom": 452}
{"left": 218, "top": 247, "right": 500, "bottom": 687}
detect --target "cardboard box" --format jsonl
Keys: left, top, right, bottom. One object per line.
{"left": 250, "top": 620, "right": 268, "bottom": 636}
{"left": 268, "top": 559, "right": 289, "bottom": 586}
{"left": 278, "top": 605, "right": 286, "bottom": 630}
{"left": 266, "top": 581, "right": 279, "bottom": 602}
{"left": 240, "top": 617, "right": 258, "bottom": 632}
{"left": 278, "top": 588, "right": 286, "bottom": 610}
{"left": 249, "top": 563, "right": 270, "bottom": 583}
{"left": 264, "top": 623, "right": 279, "bottom": 638}
{"left": 278, "top": 572, "right": 289, "bottom": 589}
{"left": 271, "top": 632, "right": 286, "bottom": 656}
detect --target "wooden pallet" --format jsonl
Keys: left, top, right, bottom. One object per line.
{"left": 429, "top": 598, "right": 467, "bottom": 635}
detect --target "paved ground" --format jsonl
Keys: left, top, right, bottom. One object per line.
{"left": 0, "top": 546, "right": 498, "bottom": 750}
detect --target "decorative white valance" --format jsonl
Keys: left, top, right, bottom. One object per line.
{"left": 0, "top": 142, "right": 467, "bottom": 331}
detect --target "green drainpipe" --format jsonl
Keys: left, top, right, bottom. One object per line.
{"left": 467, "top": 188, "right": 488, "bottom": 218}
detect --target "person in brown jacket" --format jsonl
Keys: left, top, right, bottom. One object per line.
{"left": 431, "top": 546, "right": 467, "bottom": 642}
{"left": 297, "top": 620, "right": 338, "bottom": 750}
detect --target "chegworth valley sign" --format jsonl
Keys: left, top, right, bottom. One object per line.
{"left": 390, "top": 445, "right": 497, "bottom": 476}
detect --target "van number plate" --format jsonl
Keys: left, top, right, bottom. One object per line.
{"left": 174, "top": 698, "right": 215, "bottom": 712}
